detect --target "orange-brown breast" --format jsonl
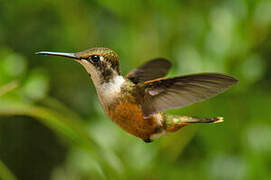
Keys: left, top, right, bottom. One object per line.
{"left": 105, "top": 102, "right": 161, "bottom": 140}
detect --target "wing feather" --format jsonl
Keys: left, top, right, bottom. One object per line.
{"left": 126, "top": 58, "right": 171, "bottom": 84}
{"left": 140, "top": 73, "right": 238, "bottom": 117}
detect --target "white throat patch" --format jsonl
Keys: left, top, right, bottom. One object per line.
{"left": 98, "top": 75, "right": 125, "bottom": 103}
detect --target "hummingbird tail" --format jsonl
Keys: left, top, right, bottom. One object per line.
{"left": 163, "top": 114, "right": 223, "bottom": 132}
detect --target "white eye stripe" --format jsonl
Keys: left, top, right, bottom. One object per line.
{"left": 100, "top": 56, "right": 104, "bottom": 61}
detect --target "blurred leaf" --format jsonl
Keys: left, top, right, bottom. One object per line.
{"left": 0, "top": 159, "right": 17, "bottom": 180}
{"left": 22, "top": 69, "right": 49, "bottom": 101}
{"left": 0, "top": 98, "right": 121, "bottom": 179}
{"left": 0, "top": 81, "right": 18, "bottom": 96}
{"left": 3, "top": 54, "right": 27, "bottom": 77}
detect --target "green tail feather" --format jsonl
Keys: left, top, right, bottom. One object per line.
{"left": 163, "top": 114, "right": 223, "bottom": 132}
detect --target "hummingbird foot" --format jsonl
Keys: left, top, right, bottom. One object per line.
{"left": 164, "top": 114, "right": 223, "bottom": 132}
{"left": 143, "top": 138, "right": 153, "bottom": 143}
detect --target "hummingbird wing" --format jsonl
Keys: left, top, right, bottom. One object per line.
{"left": 139, "top": 73, "right": 238, "bottom": 117}
{"left": 126, "top": 58, "right": 171, "bottom": 84}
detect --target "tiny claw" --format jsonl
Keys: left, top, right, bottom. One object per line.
{"left": 143, "top": 139, "right": 153, "bottom": 143}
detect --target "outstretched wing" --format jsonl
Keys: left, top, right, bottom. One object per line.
{"left": 126, "top": 58, "right": 171, "bottom": 84}
{"left": 139, "top": 73, "right": 238, "bottom": 117}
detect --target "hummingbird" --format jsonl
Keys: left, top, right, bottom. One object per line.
{"left": 36, "top": 48, "right": 238, "bottom": 143}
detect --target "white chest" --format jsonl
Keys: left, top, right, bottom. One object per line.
{"left": 98, "top": 75, "right": 125, "bottom": 104}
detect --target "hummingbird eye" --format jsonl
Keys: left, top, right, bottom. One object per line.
{"left": 90, "top": 55, "right": 100, "bottom": 63}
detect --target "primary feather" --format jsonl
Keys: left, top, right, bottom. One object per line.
{"left": 138, "top": 73, "right": 238, "bottom": 117}
{"left": 126, "top": 58, "right": 171, "bottom": 84}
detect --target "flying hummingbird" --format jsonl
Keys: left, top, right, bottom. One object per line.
{"left": 36, "top": 48, "right": 237, "bottom": 143}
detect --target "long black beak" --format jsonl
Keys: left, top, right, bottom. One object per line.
{"left": 35, "top": 51, "right": 80, "bottom": 60}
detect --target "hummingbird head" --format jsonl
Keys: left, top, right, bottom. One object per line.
{"left": 36, "top": 47, "right": 121, "bottom": 86}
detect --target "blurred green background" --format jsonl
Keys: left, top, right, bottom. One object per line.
{"left": 0, "top": 0, "right": 271, "bottom": 179}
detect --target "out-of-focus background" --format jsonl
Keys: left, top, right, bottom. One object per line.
{"left": 0, "top": 0, "right": 271, "bottom": 179}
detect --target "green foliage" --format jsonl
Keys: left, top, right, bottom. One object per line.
{"left": 0, "top": 0, "right": 271, "bottom": 179}
{"left": 0, "top": 159, "right": 17, "bottom": 180}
